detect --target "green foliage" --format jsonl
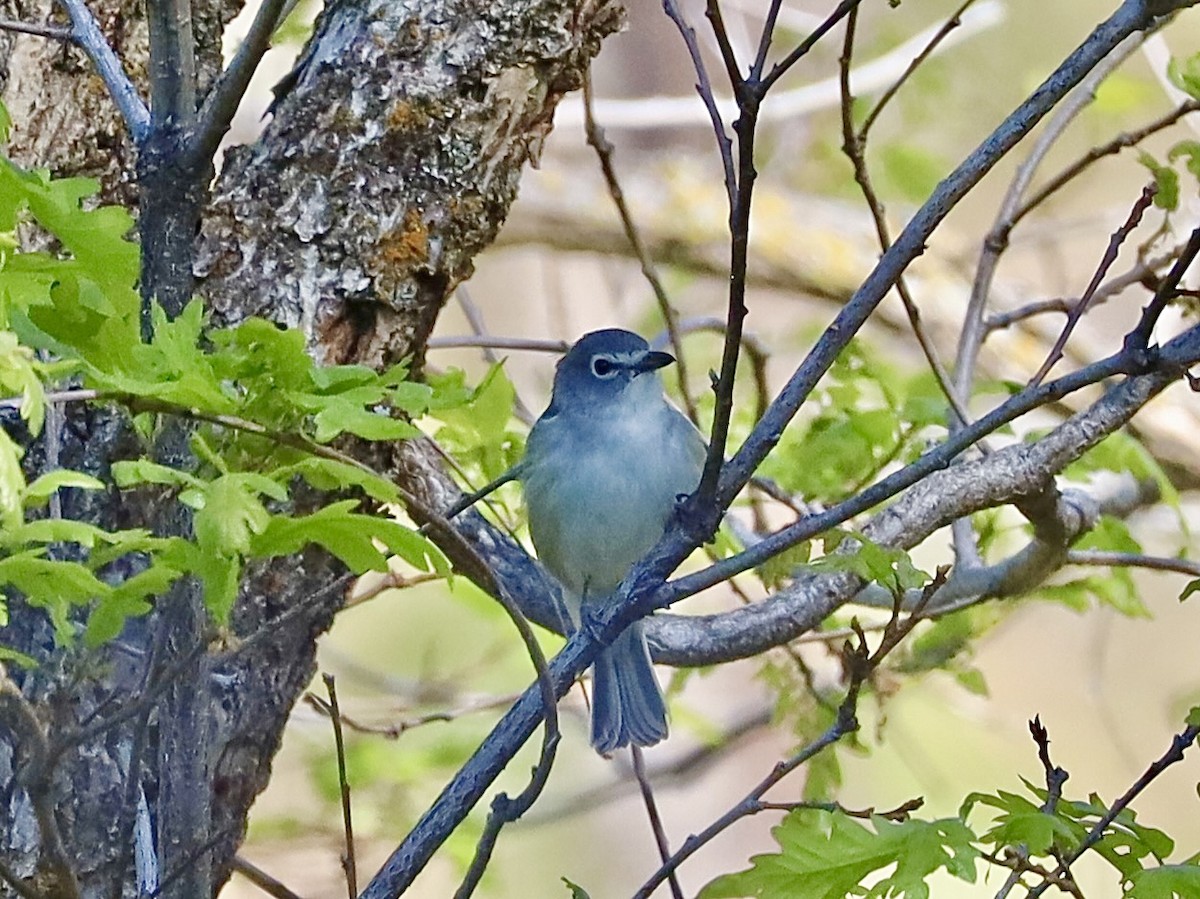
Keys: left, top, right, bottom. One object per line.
{"left": 759, "top": 343, "right": 946, "bottom": 504}
{"left": 0, "top": 148, "right": 458, "bottom": 652}
{"left": 806, "top": 530, "right": 930, "bottom": 596}
{"left": 561, "top": 878, "right": 593, "bottom": 899}
{"left": 1037, "top": 517, "right": 1150, "bottom": 617}
{"left": 699, "top": 809, "right": 979, "bottom": 899}
{"left": 1126, "top": 862, "right": 1200, "bottom": 898}
{"left": 1135, "top": 53, "right": 1200, "bottom": 212}
{"left": 964, "top": 778, "right": 1175, "bottom": 886}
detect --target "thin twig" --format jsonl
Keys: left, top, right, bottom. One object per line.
{"left": 635, "top": 572, "right": 945, "bottom": 897}
{"left": 1027, "top": 722, "right": 1200, "bottom": 898}
{"left": 631, "top": 746, "right": 683, "bottom": 899}
{"left": 763, "top": 0, "right": 862, "bottom": 90}
{"left": 1066, "top": 549, "right": 1200, "bottom": 577}
{"left": 0, "top": 857, "right": 42, "bottom": 899}
{"left": 190, "top": 0, "right": 289, "bottom": 164}
{"left": 859, "top": 0, "right": 978, "bottom": 138}
{"left": 306, "top": 690, "right": 521, "bottom": 739}
{"left": 0, "top": 18, "right": 73, "bottom": 40}
{"left": 582, "top": 71, "right": 698, "bottom": 422}
{"left": 1014, "top": 99, "right": 1200, "bottom": 225}
{"left": 838, "top": 6, "right": 976, "bottom": 433}
{"left": 453, "top": 287, "right": 536, "bottom": 425}
{"left": 53, "top": 0, "right": 150, "bottom": 141}
{"left": 322, "top": 674, "right": 357, "bottom": 898}
{"left": 955, "top": 31, "right": 1145, "bottom": 420}
{"left": 425, "top": 335, "right": 569, "bottom": 353}
{"left": 147, "top": 826, "right": 237, "bottom": 899}
{"left": 1029, "top": 183, "right": 1157, "bottom": 386}
{"left": 0, "top": 674, "right": 82, "bottom": 898}
{"left": 661, "top": 0, "right": 736, "bottom": 207}
{"left": 231, "top": 857, "right": 306, "bottom": 899}
{"left": 1126, "top": 226, "right": 1200, "bottom": 352}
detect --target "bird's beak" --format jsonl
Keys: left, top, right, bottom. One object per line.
{"left": 632, "top": 350, "right": 675, "bottom": 374}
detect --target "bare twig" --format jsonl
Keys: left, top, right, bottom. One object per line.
{"left": 661, "top": 0, "right": 736, "bottom": 205}
{"left": 635, "top": 572, "right": 944, "bottom": 897}
{"left": 955, "top": 31, "right": 1145, "bottom": 420}
{"left": 305, "top": 690, "right": 521, "bottom": 739}
{"left": 425, "top": 335, "right": 569, "bottom": 353}
{"left": 0, "top": 18, "right": 73, "bottom": 40}
{"left": 763, "top": 0, "right": 862, "bottom": 90}
{"left": 582, "top": 71, "right": 698, "bottom": 423}
{"left": 1066, "top": 549, "right": 1200, "bottom": 577}
{"left": 452, "top": 287, "right": 536, "bottom": 425}
{"left": 838, "top": 6, "right": 975, "bottom": 432}
{"left": 631, "top": 746, "right": 683, "bottom": 899}
{"left": 1014, "top": 99, "right": 1200, "bottom": 225}
{"left": 633, "top": 680, "right": 861, "bottom": 898}
{"left": 231, "top": 857, "right": 306, "bottom": 899}
{"left": 0, "top": 674, "right": 82, "bottom": 898}
{"left": 190, "top": 0, "right": 290, "bottom": 164}
{"left": 322, "top": 675, "right": 357, "bottom": 898}
{"left": 0, "top": 857, "right": 43, "bottom": 899}
{"left": 1029, "top": 183, "right": 1157, "bottom": 386}
{"left": 1126, "top": 226, "right": 1200, "bottom": 352}
{"left": 860, "top": 0, "right": 979, "bottom": 138}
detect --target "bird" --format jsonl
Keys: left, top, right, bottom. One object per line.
{"left": 521, "top": 329, "right": 705, "bottom": 754}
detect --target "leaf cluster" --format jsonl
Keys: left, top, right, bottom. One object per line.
{"left": 0, "top": 147, "right": 460, "bottom": 652}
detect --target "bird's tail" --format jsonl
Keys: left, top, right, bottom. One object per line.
{"left": 589, "top": 620, "right": 668, "bottom": 754}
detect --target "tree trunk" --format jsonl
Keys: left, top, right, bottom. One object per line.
{"left": 0, "top": 0, "right": 621, "bottom": 895}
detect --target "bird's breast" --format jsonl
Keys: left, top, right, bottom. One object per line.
{"left": 524, "top": 406, "right": 700, "bottom": 599}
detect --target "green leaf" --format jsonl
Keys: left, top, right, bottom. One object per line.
{"left": 1168, "top": 53, "right": 1200, "bottom": 101}
{"left": 112, "top": 459, "right": 203, "bottom": 490}
{"left": 22, "top": 470, "right": 104, "bottom": 506}
{"left": 561, "top": 878, "right": 593, "bottom": 899}
{"left": 699, "top": 811, "right": 979, "bottom": 899}
{"left": 193, "top": 474, "right": 283, "bottom": 557}
{"left": 1180, "top": 580, "right": 1200, "bottom": 602}
{"left": 0, "top": 330, "right": 46, "bottom": 433}
{"left": 1138, "top": 152, "right": 1180, "bottom": 211}
{"left": 0, "top": 552, "right": 110, "bottom": 642}
{"left": 1125, "top": 863, "right": 1200, "bottom": 898}
{"left": 279, "top": 457, "right": 401, "bottom": 504}
{"left": 85, "top": 564, "right": 181, "bottom": 646}
{"left": 0, "top": 427, "right": 24, "bottom": 531}
{"left": 251, "top": 501, "right": 447, "bottom": 575}
{"left": 311, "top": 401, "right": 420, "bottom": 443}
{"left": 807, "top": 530, "right": 929, "bottom": 595}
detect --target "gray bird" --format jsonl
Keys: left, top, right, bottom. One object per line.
{"left": 522, "top": 329, "right": 705, "bottom": 754}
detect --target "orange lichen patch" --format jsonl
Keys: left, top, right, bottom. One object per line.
{"left": 372, "top": 209, "right": 429, "bottom": 271}
{"left": 388, "top": 99, "right": 426, "bottom": 130}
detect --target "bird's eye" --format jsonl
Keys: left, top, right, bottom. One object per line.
{"left": 591, "top": 357, "right": 616, "bottom": 378}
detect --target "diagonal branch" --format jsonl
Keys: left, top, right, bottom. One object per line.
{"left": 54, "top": 0, "right": 150, "bottom": 142}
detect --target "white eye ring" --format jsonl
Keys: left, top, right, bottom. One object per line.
{"left": 591, "top": 356, "right": 618, "bottom": 378}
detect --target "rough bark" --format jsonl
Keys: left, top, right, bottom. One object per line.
{"left": 0, "top": 0, "right": 621, "bottom": 895}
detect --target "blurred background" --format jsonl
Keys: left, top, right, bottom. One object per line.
{"left": 219, "top": 0, "right": 1200, "bottom": 895}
